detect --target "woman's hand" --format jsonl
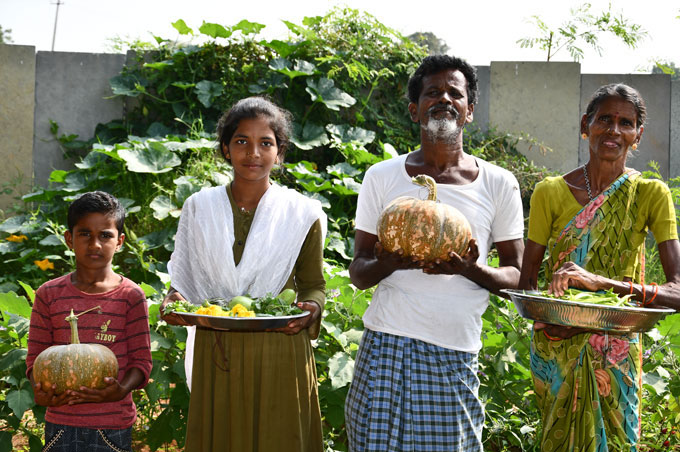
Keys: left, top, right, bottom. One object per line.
{"left": 423, "top": 239, "right": 480, "bottom": 276}
{"left": 66, "top": 377, "right": 127, "bottom": 405}
{"left": 160, "top": 289, "right": 191, "bottom": 326}
{"left": 271, "top": 301, "right": 321, "bottom": 335}
{"left": 534, "top": 321, "right": 594, "bottom": 339}
{"left": 549, "top": 262, "right": 605, "bottom": 296}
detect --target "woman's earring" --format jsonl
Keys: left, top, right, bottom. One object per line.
{"left": 631, "top": 143, "right": 638, "bottom": 150}
{"left": 581, "top": 133, "right": 588, "bottom": 140}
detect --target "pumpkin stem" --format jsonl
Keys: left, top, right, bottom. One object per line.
{"left": 65, "top": 309, "right": 80, "bottom": 345}
{"left": 412, "top": 174, "right": 437, "bottom": 201}
{"left": 65, "top": 305, "right": 102, "bottom": 345}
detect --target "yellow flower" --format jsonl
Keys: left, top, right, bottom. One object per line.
{"left": 6, "top": 234, "right": 28, "bottom": 242}
{"left": 34, "top": 259, "right": 55, "bottom": 271}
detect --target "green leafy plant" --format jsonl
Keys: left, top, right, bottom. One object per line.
{"left": 517, "top": 2, "right": 647, "bottom": 61}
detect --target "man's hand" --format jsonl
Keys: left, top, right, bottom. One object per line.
{"left": 374, "top": 242, "right": 425, "bottom": 272}
{"left": 33, "top": 381, "right": 75, "bottom": 407}
{"left": 160, "top": 289, "right": 191, "bottom": 326}
{"left": 66, "top": 377, "right": 127, "bottom": 405}
{"left": 422, "top": 239, "right": 480, "bottom": 275}
{"left": 271, "top": 301, "right": 321, "bottom": 335}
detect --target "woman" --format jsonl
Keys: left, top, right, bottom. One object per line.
{"left": 519, "top": 83, "right": 680, "bottom": 451}
{"left": 160, "top": 97, "right": 326, "bottom": 451}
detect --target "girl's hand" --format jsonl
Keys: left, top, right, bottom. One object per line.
{"left": 32, "top": 382, "right": 75, "bottom": 407}
{"left": 272, "top": 301, "right": 321, "bottom": 335}
{"left": 66, "top": 377, "right": 127, "bottom": 405}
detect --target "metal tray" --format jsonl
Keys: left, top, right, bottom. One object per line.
{"left": 501, "top": 289, "right": 675, "bottom": 333}
{"left": 173, "top": 310, "right": 310, "bottom": 332}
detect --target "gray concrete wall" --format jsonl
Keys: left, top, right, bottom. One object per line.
{"left": 33, "top": 51, "right": 126, "bottom": 186}
{"left": 580, "top": 74, "right": 671, "bottom": 179}
{"left": 471, "top": 65, "right": 490, "bottom": 134}
{"left": 489, "top": 62, "right": 582, "bottom": 174}
{"left": 0, "top": 44, "right": 36, "bottom": 215}
{"left": 671, "top": 80, "right": 680, "bottom": 179}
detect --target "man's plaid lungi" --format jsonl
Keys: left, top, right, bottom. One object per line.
{"left": 345, "top": 329, "right": 484, "bottom": 452}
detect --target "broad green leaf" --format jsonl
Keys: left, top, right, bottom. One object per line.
{"left": 0, "top": 349, "right": 27, "bottom": 371}
{"left": 6, "top": 388, "right": 34, "bottom": 419}
{"left": 17, "top": 281, "right": 35, "bottom": 304}
{"left": 150, "top": 330, "right": 173, "bottom": 352}
{"left": 48, "top": 170, "right": 68, "bottom": 182}
{"left": 291, "top": 122, "right": 329, "bottom": 150}
{"left": 143, "top": 60, "right": 174, "bottom": 70}
{"left": 270, "top": 58, "right": 316, "bottom": 80}
{"left": 109, "top": 74, "right": 146, "bottom": 97}
{"left": 0, "top": 215, "right": 27, "bottom": 234}
{"left": 0, "top": 291, "right": 32, "bottom": 319}
{"left": 146, "top": 122, "right": 173, "bottom": 138}
{"left": 656, "top": 313, "right": 680, "bottom": 338}
{"left": 75, "top": 151, "right": 110, "bottom": 169}
{"left": 138, "top": 228, "right": 176, "bottom": 251}
{"left": 118, "top": 145, "right": 181, "bottom": 174}
{"left": 232, "top": 19, "right": 265, "bottom": 35}
{"left": 306, "top": 78, "right": 356, "bottom": 111}
{"left": 328, "top": 235, "right": 351, "bottom": 260}
{"left": 39, "top": 234, "right": 63, "bottom": 247}
{"left": 171, "top": 19, "right": 193, "bottom": 35}
{"left": 139, "top": 283, "right": 158, "bottom": 297}
{"left": 643, "top": 371, "right": 668, "bottom": 394}
{"left": 326, "top": 163, "right": 361, "bottom": 178}
{"left": 281, "top": 20, "right": 316, "bottom": 39}
{"left": 0, "top": 431, "right": 11, "bottom": 452}
{"left": 194, "top": 80, "right": 223, "bottom": 108}
{"left": 175, "top": 177, "right": 210, "bottom": 205}
{"left": 344, "top": 328, "right": 364, "bottom": 345}
{"left": 328, "top": 351, "right": 354, "bottom": 389}
{"left": 150, "top": 195, "right": 179, "bottom": 221}
{"left": 199, "top": 22, "right": 231, "bottom": 39}
{"left": 262, "top": 39, "right": 296, "bottom": 58}
{"left": 327, "top": 124, "right": 376, "bottom": 145}
{"left": 0, "top": 242, "right": 19, "bottom": 254}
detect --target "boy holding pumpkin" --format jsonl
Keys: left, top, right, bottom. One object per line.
{"left": 344, "top": 55, "right": 525, "bottom": 451}
{"left": 26, "top": 191, "right": 152, "bottom": 451}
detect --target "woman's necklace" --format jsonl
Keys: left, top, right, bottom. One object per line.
{"left": 582, "top": 165, "right": 594, "bottom": 201}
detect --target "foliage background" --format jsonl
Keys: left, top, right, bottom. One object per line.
{"left": 1, "top": 8, "right": 679, "bottom": 451}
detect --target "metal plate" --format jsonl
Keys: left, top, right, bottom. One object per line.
{"left": 173, "top": 310, "right": 310, "bottom": 332}
{"left": 501, "top": 289, "right": 675, "bottom": 333}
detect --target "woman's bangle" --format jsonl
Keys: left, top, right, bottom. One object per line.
{"left": 627, "top": 280, "right": 634, "bottom": 295}
{"left": 543, "top": 330, "right": 562, "bottom": 341}
{"left": 642, "top": 282, "right": 646, "bottom": 304}
{"left": 646, "top": 282, "right": 659, "bottom": 306}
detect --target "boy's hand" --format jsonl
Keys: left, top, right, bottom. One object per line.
{"left": 67, "top": 377, "right": 127, "bottom": 405}
{"left": 33, "top": 382, "right": 75, "bottom": 407}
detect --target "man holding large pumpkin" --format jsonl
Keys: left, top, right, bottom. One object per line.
{"left": 344, "top": 55, "right": 524, "bottom": 451}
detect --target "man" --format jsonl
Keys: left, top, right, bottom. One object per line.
{"left": 344, "top": 55, "right": 524, "bottom": 451}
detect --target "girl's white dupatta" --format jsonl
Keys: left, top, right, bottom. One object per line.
{"left": 168, "top": 184, "right": 326, "bottom": 387}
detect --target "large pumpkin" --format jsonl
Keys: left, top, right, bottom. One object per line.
{"left": 377, "top": 174, "right": 472, "bottom": 261}
{"left": 33, "top": 307, "right": 118, "bottom": 394}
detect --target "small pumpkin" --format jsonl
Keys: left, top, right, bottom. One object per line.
{"left": 32, "top": 306, "right": 118, "bottom": 394}
{"left": 377, "top": 174, "right": 472, "bottom": 261}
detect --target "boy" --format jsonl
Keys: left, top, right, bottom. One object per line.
{"left": 26, "top": 191, "right": 152, "bottom": 451}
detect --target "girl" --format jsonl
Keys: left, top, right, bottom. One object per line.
{"left": 161, "top": 97, "right": 326, "bottom": 451}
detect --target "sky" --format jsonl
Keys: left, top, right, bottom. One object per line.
{"left": 1, "top": 0, "right": 678, "bottom": 74}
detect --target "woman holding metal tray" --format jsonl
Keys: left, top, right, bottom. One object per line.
{"left": 159, "top": 97, "right": 326, "bottom": 451}
{"left": 518, "top": 83, "right": 680, "bottom": 452}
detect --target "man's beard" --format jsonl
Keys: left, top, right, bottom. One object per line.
{"left": 423, "top": 106, "right": 462, "bottom": 144}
